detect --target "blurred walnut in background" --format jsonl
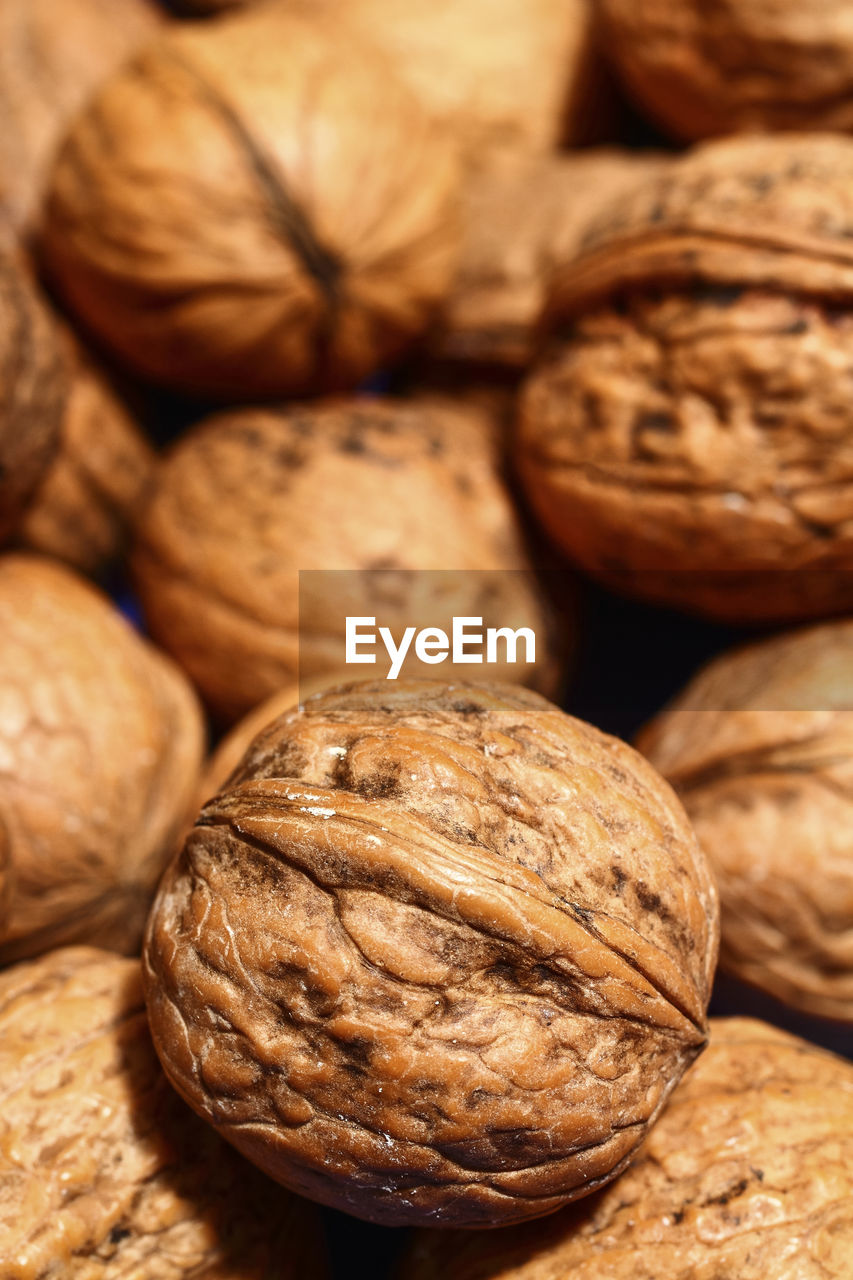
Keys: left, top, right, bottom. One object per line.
{"left": 0, "top": 0, "right": 165, "bottom": 235}
{"left": 0, "top": 555, "right": 204, "bottom": 965}
{"left": 639, "top": 619, "right": 853, "bottom": 1022}
{"left": 42, "top": 8, "right": 459, "bottom": 400}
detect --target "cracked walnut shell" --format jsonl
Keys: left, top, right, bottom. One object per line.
{"left": 520, "top": 133, "right": 853, "bottom": 622}
{"left": 0, "top": 555, "right": 205, "bottom": 965}
{"left": 638, "top": 618, "right": 853, "bottom": 1022}
{"left": 0, "top": 946, "right": 328, "bottom": 1279}
{"left": 143, "top": 680, "right": 719, "bottom": 1228}
{"left": 41, "top": 8, "right": 459, "bottom": 400}
{"left": 402, "top": 1017, "right": 853, "bottom": 1279}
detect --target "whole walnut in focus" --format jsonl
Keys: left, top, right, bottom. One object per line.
{"left": 0, "top": 555, "right": 204, "bottom": 965}
{"left": 520, "top": 134, "right": 853, "bottom": 622}
{"left": 638, "top": 619, "right": 853, "bottom": 1022}
{"left": 0, "top": 0, "right": 164, "bottom": 235}
{"left": 0, "top": 947, "right": 328, "bottom": 1278}
{"left": 42, "top": 9, "right": 459, "bottom": 400}
{"left": 132, "top": 397, "right": 559, "bottom": 723}
{"left": 144, "top": 680, "right": 719, "bottom": 1227}
{"left": 403, "top": 1018, "right": 853, "bottom": 1279}
{"left": 599, "top": 0, "right": 853, "bottom": 142}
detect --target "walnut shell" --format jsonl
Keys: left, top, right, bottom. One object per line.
{"left": 599, "top": 0, "right": 853, "bottom": 142}
{"left": 132, "top": 397, "right": 558, "bottom": 723}
{"left": 0, "top": 252, "right": 67, "bottom": 543}
{"left": 143, "top": 679, "right": 718, "bottom": 1228}
{"left": 638, "top": 619, "right": 853, "bottom": 1022}
{"left": 41, "top": 9, "right": 459, "bottom": 400}
{"left": 0, "top": 946, "right": 329, "bottom": 1278}
{"left": 0, "top": 554, "right": 205, "bottom": 965}
{"left": 520, "top": 134, "right": 853, "bottom": 622}
{"left": 0, "top": 0, "right": 164, "bottom": 235}
{"left": 402, "top": 1017, "right": 853, "bottom": 1279}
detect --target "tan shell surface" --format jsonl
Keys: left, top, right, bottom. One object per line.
{"left": 0, "top": 555, "right": 205, "bottom": 965}
{"left": 0, "top": 946, "right": 328, "bottom": 1279}
{"left": 132, "top": 397, "right": 557, "bottom": 723}
{"left": 0, "top": 253, "right": 66, "bottom": 543}
{"left": 599, "top": 0, "right": 853, "bottom": 141}
{"left": 638, "top": 620, "right": 853, "bottom": 1020}
{"left": 42, "top": 8, "right": 459, "bottom": 400}
{"left": 548, "top": 134, "right": 853, "bottom": 322}
{"left": 401, "top": 1017, "right": 853, "bottom": 1279}
{"left": 519, "top": 287, "right": 853, "bottom": 621}
{"left": 0, "top": 0, "right": 164, "bottom": 235}
{"left": 143, "top": 680, "right": 718, "bottom": 1228}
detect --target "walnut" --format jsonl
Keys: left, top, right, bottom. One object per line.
{"left": 599, "top": 0, "right": 853, "bottom": 142}
{"left": 519, "top": 134, "right": 853, "bottom": 622}
{"left": 143, "top": 679, "right": 719, "bottom": 1228}
{"left": 41, "top": 8, "right": 459, "bottom": 400}
{"left": 0, "top": 252, "right": 67, "bottom": 544}
{"left": 402, "top": 1017, "right": 853, "bottom": 1279}
{"left": 0, "top": 946, "right": 328, "bottom": 1278}
{"left": 0, "top": 0, "right": 164, "bottom": 235}
{"left": 433, "top": 149, "right": 669, "bottom": 371}
{"left": 132, "top": 397, "right": 558, "bottom": 723}
{"left": 637, "top": 619, "right": 853, "bottom": 1022}
{"left": 0, "top": 554, "right": 205, "bottom": 965}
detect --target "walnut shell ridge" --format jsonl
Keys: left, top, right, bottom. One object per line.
{"left": 638, "top": 618, "right": 853, "bottom": 1022}
{"left": 401, "top": 1017, "right": 853, "bottom": 1279}
{"left": 0, "top": 554, "right": 205, "bottom": 965}
{"left": 0, "top": 946, "right": 329, "bottom": 1278}
{"left": 143, "top": 680, "right": 718, "bottom": 1228}
{"left": 42, "top": 8, "right": 459, "bottom": 400}
{"left": 520, "top": 134, "right": 853, "bottom": 622}
{"left": 132, "top": 396, "right": 558, "bottom": 723}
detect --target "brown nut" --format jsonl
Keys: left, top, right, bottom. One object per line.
{"left": 402, "top": 1017, "right": 853, "bottom": 1279}
{"left": 0, "top": 554, "right": 205, "bottom": 965}
{"left": 132, "top": 397, "right": 559, "bottom": 723}
{"left": 143, "top": 680, "right": 719, "bottom": 1228}
{"left": 0, "top": 946, "right": 329, "bottom": 1278}
{"left": 0, "top": 0, "right": 164, "bottom": 235}
{"left": 520, "top": 134, "right": 853, "bottom": 622}
{"left": 638, "top": 619, "right": 853, "bottom": 1022}
{"left": 41, "top": 8, "right": 459, "bottom": 400}
{"left": 599, "top": 0, "right": 853, "bottom": 142}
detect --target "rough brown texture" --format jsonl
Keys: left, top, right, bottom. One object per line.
{"left": 143, "top": 680, "right": 718, "bottom": 1228}
{"left": 520, "top": 134, "right": 853, "bottom": 622}
{"left": 599, "top": 0, "right": 853, "bottom": 142}
{"left": 638, "top": 620, "right": 853, "bottom": 1022}
{"left": 132, "top": 397, "right": 558, "bottom": 723}
{"left": 432, "top": 150, "right": 668, "bottom": 371}
{"left": 0, "top": 252, "right": 67, "bottom": 544}
{"left": 401, "top": 1017, "right": 853, "bottom": 1278}
{"left": 0, "top": 0, "right": 164, "bottom": 235}
{"left": 0, "top": 946, "right": 329, "bottom": 1278}
{"left": 17, "top": 334, "right": 156, "bottom": 574}
{"left": 0, "top": 555, "right": 205, "bottom": 965}
{"left": 41, "top": 9, "right": 459, "bottom": 400}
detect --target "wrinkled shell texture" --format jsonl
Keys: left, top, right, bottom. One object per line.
{"left": 133, "top": 398, "right": 554, "bottom": 722}
{"left": 144, "top": 680, "right": 718, "bottom": 1228}
{"left": 0, "top": 555, "right": 204, "bottom": 965}
{"left": 0, "top": 0, "right": 164, "bottom": 233}
{"left": 521, "top": 135, "right": 853, "bottom": 622}
{"left": 0, "top": 254, "right": 66, "bottom": 543}
{"left": 42, "top": 9, "right": 459, "bottom": 399}
{"left": 639, "top": 619, "right": 853, "bottom": 1021}
{"left": 599, "top": 0, "right": 853, "bottom": 140}
{"left": 402, "top": 1017, "right": 853, "bottom": 1279}
{"left": 0, "top": 947, "right": 328, "bottom": 1279}
{"left": 17, "top": 337, "right": 156, "bottom": 574}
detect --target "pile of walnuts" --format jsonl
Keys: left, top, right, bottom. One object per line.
{"left": 0, "top": 1, "right": 852, "bottom": 1277}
